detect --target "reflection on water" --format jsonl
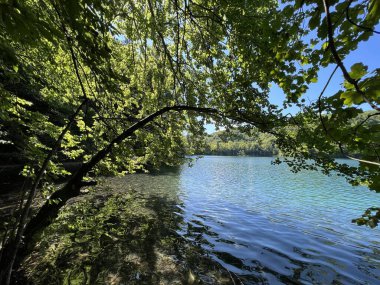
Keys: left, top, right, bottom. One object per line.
{"left": 24, "top": 156, "right": 380, "bottom": 284}
{"left": 176, "top": 156, "right": 380, "bottom": 284}
{"left": 119, "top": 157, "right": 380, "bottom": 284}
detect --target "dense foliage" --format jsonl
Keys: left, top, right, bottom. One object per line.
{"left": 0, "top": 0, "right": 379, "bottom": 283}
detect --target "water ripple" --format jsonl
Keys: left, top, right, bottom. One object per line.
{"left": 178, "top": 156, "right": 380, "bottom": 284}
{"left": 120, "top": 156, "right": 380, "bottom": 284}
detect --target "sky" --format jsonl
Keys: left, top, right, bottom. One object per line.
{"left": 269, "top": 32, "right": 380, "bottom": 113}
{"left": 205, "top": 29, "right": 379, "bottom": 134}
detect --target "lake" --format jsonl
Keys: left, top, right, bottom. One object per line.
{"left": 120, "top": 156, "right": 380, "bottom": 284}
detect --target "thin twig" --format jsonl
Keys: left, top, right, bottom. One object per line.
{"left": 345, "top": 0, "right": 380, "bottom": 35}
{"left": 353, "top": 112, "right": 380, "bottom": 135}
{"left": 317, "top": 65, "right": 339, "bottom": 138}
{"left": 317, "top": 65, "right": 380, "bottom": 166}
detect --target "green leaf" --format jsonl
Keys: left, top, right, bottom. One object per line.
{"left": 308, "top": 12, "right": 320, "bottom": 31}
{"left": 366, "top": 0, "right": 380, "bottom": 25}
{"left": 340, "top": 91, "right": 364, "bottom": 105}
{"left": 366, "top": 87, "right": 380, "bottom": 100}
{"left": 349, "top": 63, "right": 368, "bottom": 80}
{"left": 294, "top": 0, "right": 305, "bottom": 9}
{"left": 362, "top": 77, "right": 380, "bottom": 100}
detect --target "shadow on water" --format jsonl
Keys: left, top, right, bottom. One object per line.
{"left": 22, "top": 175, "right": 239, "bottom": 285}
{"left": 182, "top": 215, "right": 304, "bottom": 285}
{"left": 175, "top": 156, "right": 380, "bottom": 285}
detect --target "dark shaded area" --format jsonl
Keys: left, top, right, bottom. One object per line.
{"left": 20, "top": 187, "right": 238, "bottom": 284}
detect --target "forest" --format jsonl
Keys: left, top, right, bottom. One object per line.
{"left": 200, "top": 110, "right": 380, "bottom": 156}
{"left": 0, "top": 0, "right": 379, "bottom": 284}
{"left": 201, "top": 129, "right": 279, "bottom": 156}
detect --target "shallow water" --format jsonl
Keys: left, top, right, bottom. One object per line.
{"left": 118, "top": 156, "right": 380, "bottom": 284}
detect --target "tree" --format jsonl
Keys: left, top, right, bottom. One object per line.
{"left": 0, "top": 0, "right": 379, "bottom": 283}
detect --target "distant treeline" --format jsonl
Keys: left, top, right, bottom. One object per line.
{"left": 200, "top": 129, "right": 278, "bottom": 156}
{"left": 199, "top": 110, "right": 380, "bottom": 157}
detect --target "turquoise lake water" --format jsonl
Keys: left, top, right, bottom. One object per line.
{"left": 122, "top": 156, "right": 380, "bottom": 284}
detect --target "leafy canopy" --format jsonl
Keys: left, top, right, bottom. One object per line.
{"left": 0, "top": 0, "right": 379, "bottom": 227}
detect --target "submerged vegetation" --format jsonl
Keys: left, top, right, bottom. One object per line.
{"left": 23, "top": 182, "right": 239, "bottom": 284}
{"left": 0, "top": 0, "right": 379, "bottom": 283}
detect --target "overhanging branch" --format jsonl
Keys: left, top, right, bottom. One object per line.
{"left": 322, "top": 0, "right": 380, "bottom": 112}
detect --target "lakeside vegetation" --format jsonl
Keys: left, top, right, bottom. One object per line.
{"left": 201, "top": 129, "right": 278, "bottom": 156}
{"left": 200, "top": 111, "right": 380, "bottom": 157}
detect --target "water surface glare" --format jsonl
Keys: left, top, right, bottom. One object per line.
{"left": 123, "top": 156, "right": 380, "bottom": 284}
